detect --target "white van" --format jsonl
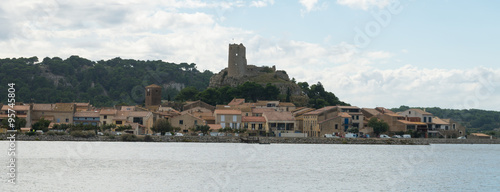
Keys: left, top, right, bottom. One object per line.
{"left": 402, "top": 134, "right": 411, "bottom": 138}
{"left": 345, "top": 133, "right": 358, "bottom": 138}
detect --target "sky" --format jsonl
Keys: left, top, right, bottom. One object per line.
{"left": 1, "top": 0, "right": 499, "bottom": 111}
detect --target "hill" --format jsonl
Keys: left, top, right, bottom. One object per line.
{"left": 391, "top": 106, "right": 500, "bottom": 132}
{"left": 0, "top": 56, "right": 213, "bottom": 107}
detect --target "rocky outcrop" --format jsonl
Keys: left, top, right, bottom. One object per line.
{"left": 209, "top": 68, "right": 303, "bottom": 96}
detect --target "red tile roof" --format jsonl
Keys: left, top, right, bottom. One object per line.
{"left": 242, "top": 116, "right": 266, "bottom": 122}
{"left": 214, "top": 109, "right": 241, "bottom": 115}
{"left": 228, "top": 98, "right": 245, "bottom": 106}
{"left": 74, "top": 111, "right": 100, "bottom": 117}
{"left": 304, "top": 106, "right": 337, "bottom": 115}
{"left": 263, "top": 111, "right": 295, "bottom": 121}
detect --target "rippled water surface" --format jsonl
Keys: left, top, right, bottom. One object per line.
{"left": 1, "top": 141, "right": 499, "bottom": 191}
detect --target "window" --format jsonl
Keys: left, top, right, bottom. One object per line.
{"left": 409, "top": 111, "right": 411, "bottom": 114}
{"left": 428, "top": 117, "right": 432, "bottom": 123}
{"left": 194, "top": 120, "right": 198, "bottom": 125}
{"left": 179, "top": 120, "right": 184, "bottom": 125}
{"left": 103, "top": 121, "right": 106, "bottom": 125}
{"left": 57, "top": 119, "right": 60, "bottom": 123}
{"left": 251, "top": 124, "right": 256, "bottom": 130}
{"left": 453, "top": 124, "right": 456, "bottom": 130}
{"left": 423, "top": 117, "right": 427, "bottom": 123}
{"left": 66, "top": 118, "right": 69, "bottom": 123}
{"left": 246, "top": 113, "right": 248, "bottom": 116}
{"left": 258, "top": 124, "right": 263, "bottom": 130}
{"left": 116, "top": 121, "right": 122, "bottom": 125}
{"left": 221, "top": 115, "right": 225, "bottom": 122}
{"left": 104, "top": 115, "right": 107, "bottom": 119}
{"left": 244, "top": 123, "right": 248, "bottom": 128}
{"left": 335, "top": 124, "right": 338, "bottom": 129}
{"left": 233, "top": 115, "right": 237, "bottom": 122}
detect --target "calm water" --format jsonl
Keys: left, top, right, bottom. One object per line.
{"left": 1, "top": 141, "right": 499, "bottom": 192}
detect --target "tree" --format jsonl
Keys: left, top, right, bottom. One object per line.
{"left": 151, "top": 119, "right": 173, "bottom": 135}
{"left": 175, "top": 86, "right": 199, "bottom": 101}
{"left": 32, "top": 118, "right": 51, "bottom": 132}
{"left": 195, "top": 125, "right": 211, "bottom": 135}
{"left": 347, "top": 127, "right": 359, "bottom": 134}
{"left": 368, "top": 117, "right": 389, "bottom": 136}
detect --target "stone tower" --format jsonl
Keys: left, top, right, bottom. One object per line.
{"left": 145, "top": 84, "right": 162, "bottom": 107}
{"left": 227, "top": 43, "right": 247, "bottom": 77}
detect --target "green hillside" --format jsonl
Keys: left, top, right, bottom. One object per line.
{"left": 0, "top": 56, "right": 213, "bottom": 107}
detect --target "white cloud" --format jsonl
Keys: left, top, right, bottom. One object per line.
{"left": 336, "top": 0, "right": 392, "bottom": 10}
{"left": 1, "top": 0, "right": 500, "bottom": 111}
{"left": 250, "top": 0, "right": 275, "bottom": 7}
{"left": 299, "top": 0, "right": 318, "bottom": 12}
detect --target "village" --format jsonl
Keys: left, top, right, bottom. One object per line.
{"left": 0, "top": 43, "right": 489, "bottom": 140}
{"left": 0, "top": 87, "right": 474, "bottom": 139}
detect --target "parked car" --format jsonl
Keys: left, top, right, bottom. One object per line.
{"left": 345, "top": 133, "right": 358, "bottom": 138}
{"left": 97, "top": 132, "right": 104, "bottom": 136}
{"left": 379, "top": 134, "right": 390, "bottom": 138}
{"left": 164, "top": 132, "right": 172, "bottom": 136}
{"left": 402, "top": 134, "right": 411, "bottom": 138}
{"left": 457, "top": 136, "right": 466, "bottom": 139}
{"left": 324, "top": 134, "right": 334, "bottom": 138}
{"left": 175, "top": 133, "right": 184, "bottom": 136}
{"left": 392, "top": 135, "right": 402, "bottom": 138}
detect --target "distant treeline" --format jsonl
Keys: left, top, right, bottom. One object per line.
{"left": 391, "top": 106, "right": 500, "bottom": 131}
{"left": 0, "top": 56, "right": 213, "bottom": 107}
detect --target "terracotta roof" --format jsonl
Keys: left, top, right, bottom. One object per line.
{"left": 292, "top": 108, "right": 315, "bottom": 116}
{"left": 54, "top": 103, "right": 74, "bottom": 112}
{"left": 100, "top": 109, "right": 117, "bottom": 115}
{"left": 146, "top": 84, "right": 162, "bottom": 88}
{"left": 397, "top": 120, "right": 427, "bottom": 125}
{"left": 114, "top": 111, "right": 130, "bottom": 120}
{"left": 129, "top": 111, "right": 151, "bottom": 117}
{"left": 432, "top": 117, "right": 449, "bottom": 125}
{"left": 362, "top": 108, "right": 380, "bottom": 117}
{"left": 318, "top": 116, "right": 340, "bottom": 124}
{"left": 375, "top": 107, "right": 394, "bottom": 114}
{"left": 278, "top": 102, "right": 295, "bottom": 107}
{"left": 214, "top": 109, "right": 241, "bottom": 115}
{"left": 74, "top": 111, "right": 100, "bottom": 118}
{"left": 2, "top": 105, "right": 30, "bottom": 111}
{"left": 385, "top": 113, "right": 403, "bottom": 117}
{"left": 242, "top": 116, "right": 266, "bottom": 122}
{"left": 255, "top": 100, "right": 279, "bottom": 106}
{"left": 409, "top": 109, "right": 432, "bottom": 115}
{"left": 33, "top": 104, "right": 53, "bottom": 111}
{"left": 159, "top": 107, "right": 181, "bottom": 113}
{"left": 200, "top": 116, "right": 215, "bottom": 121}
{"left": 120, "top": 106, "right": 136, "bottom": 111}
{"left": 74, "top": 103, "right": 90, "bottom": 107}
{"left": 252, "top": 108, "right": 275, "bottom": 114}
{"left": 263, "top": 111, "right": 295, "bottom": 122}
{"left": 338, "top": 112, "right": 351, "bottom": 118}
{"left": 228, "top": 98, "right": 245, "bottom": 106}
{"left": 304, "top": 106, "right": 337, "bottom": 115}
{"left": 208, "top": 124, "right": 222, "bottom": 131}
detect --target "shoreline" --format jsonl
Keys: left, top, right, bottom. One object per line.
{"left": 2, "top": 134, "right": 499, "bottom": 145}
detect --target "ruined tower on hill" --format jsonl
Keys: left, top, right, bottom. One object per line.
{"left": 209, "top": 43, "right": 303, "bottom": 97}
{"left": 227, "top": 43, "right": 247, "bottom": 77}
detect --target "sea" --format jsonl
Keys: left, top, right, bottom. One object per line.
{"left": 1, "top": 141, "right": 499, "bottom": 192}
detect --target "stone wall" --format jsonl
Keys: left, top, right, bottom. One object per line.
{"left": 2, "top": 134, "right": 499, "bottom": 145}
